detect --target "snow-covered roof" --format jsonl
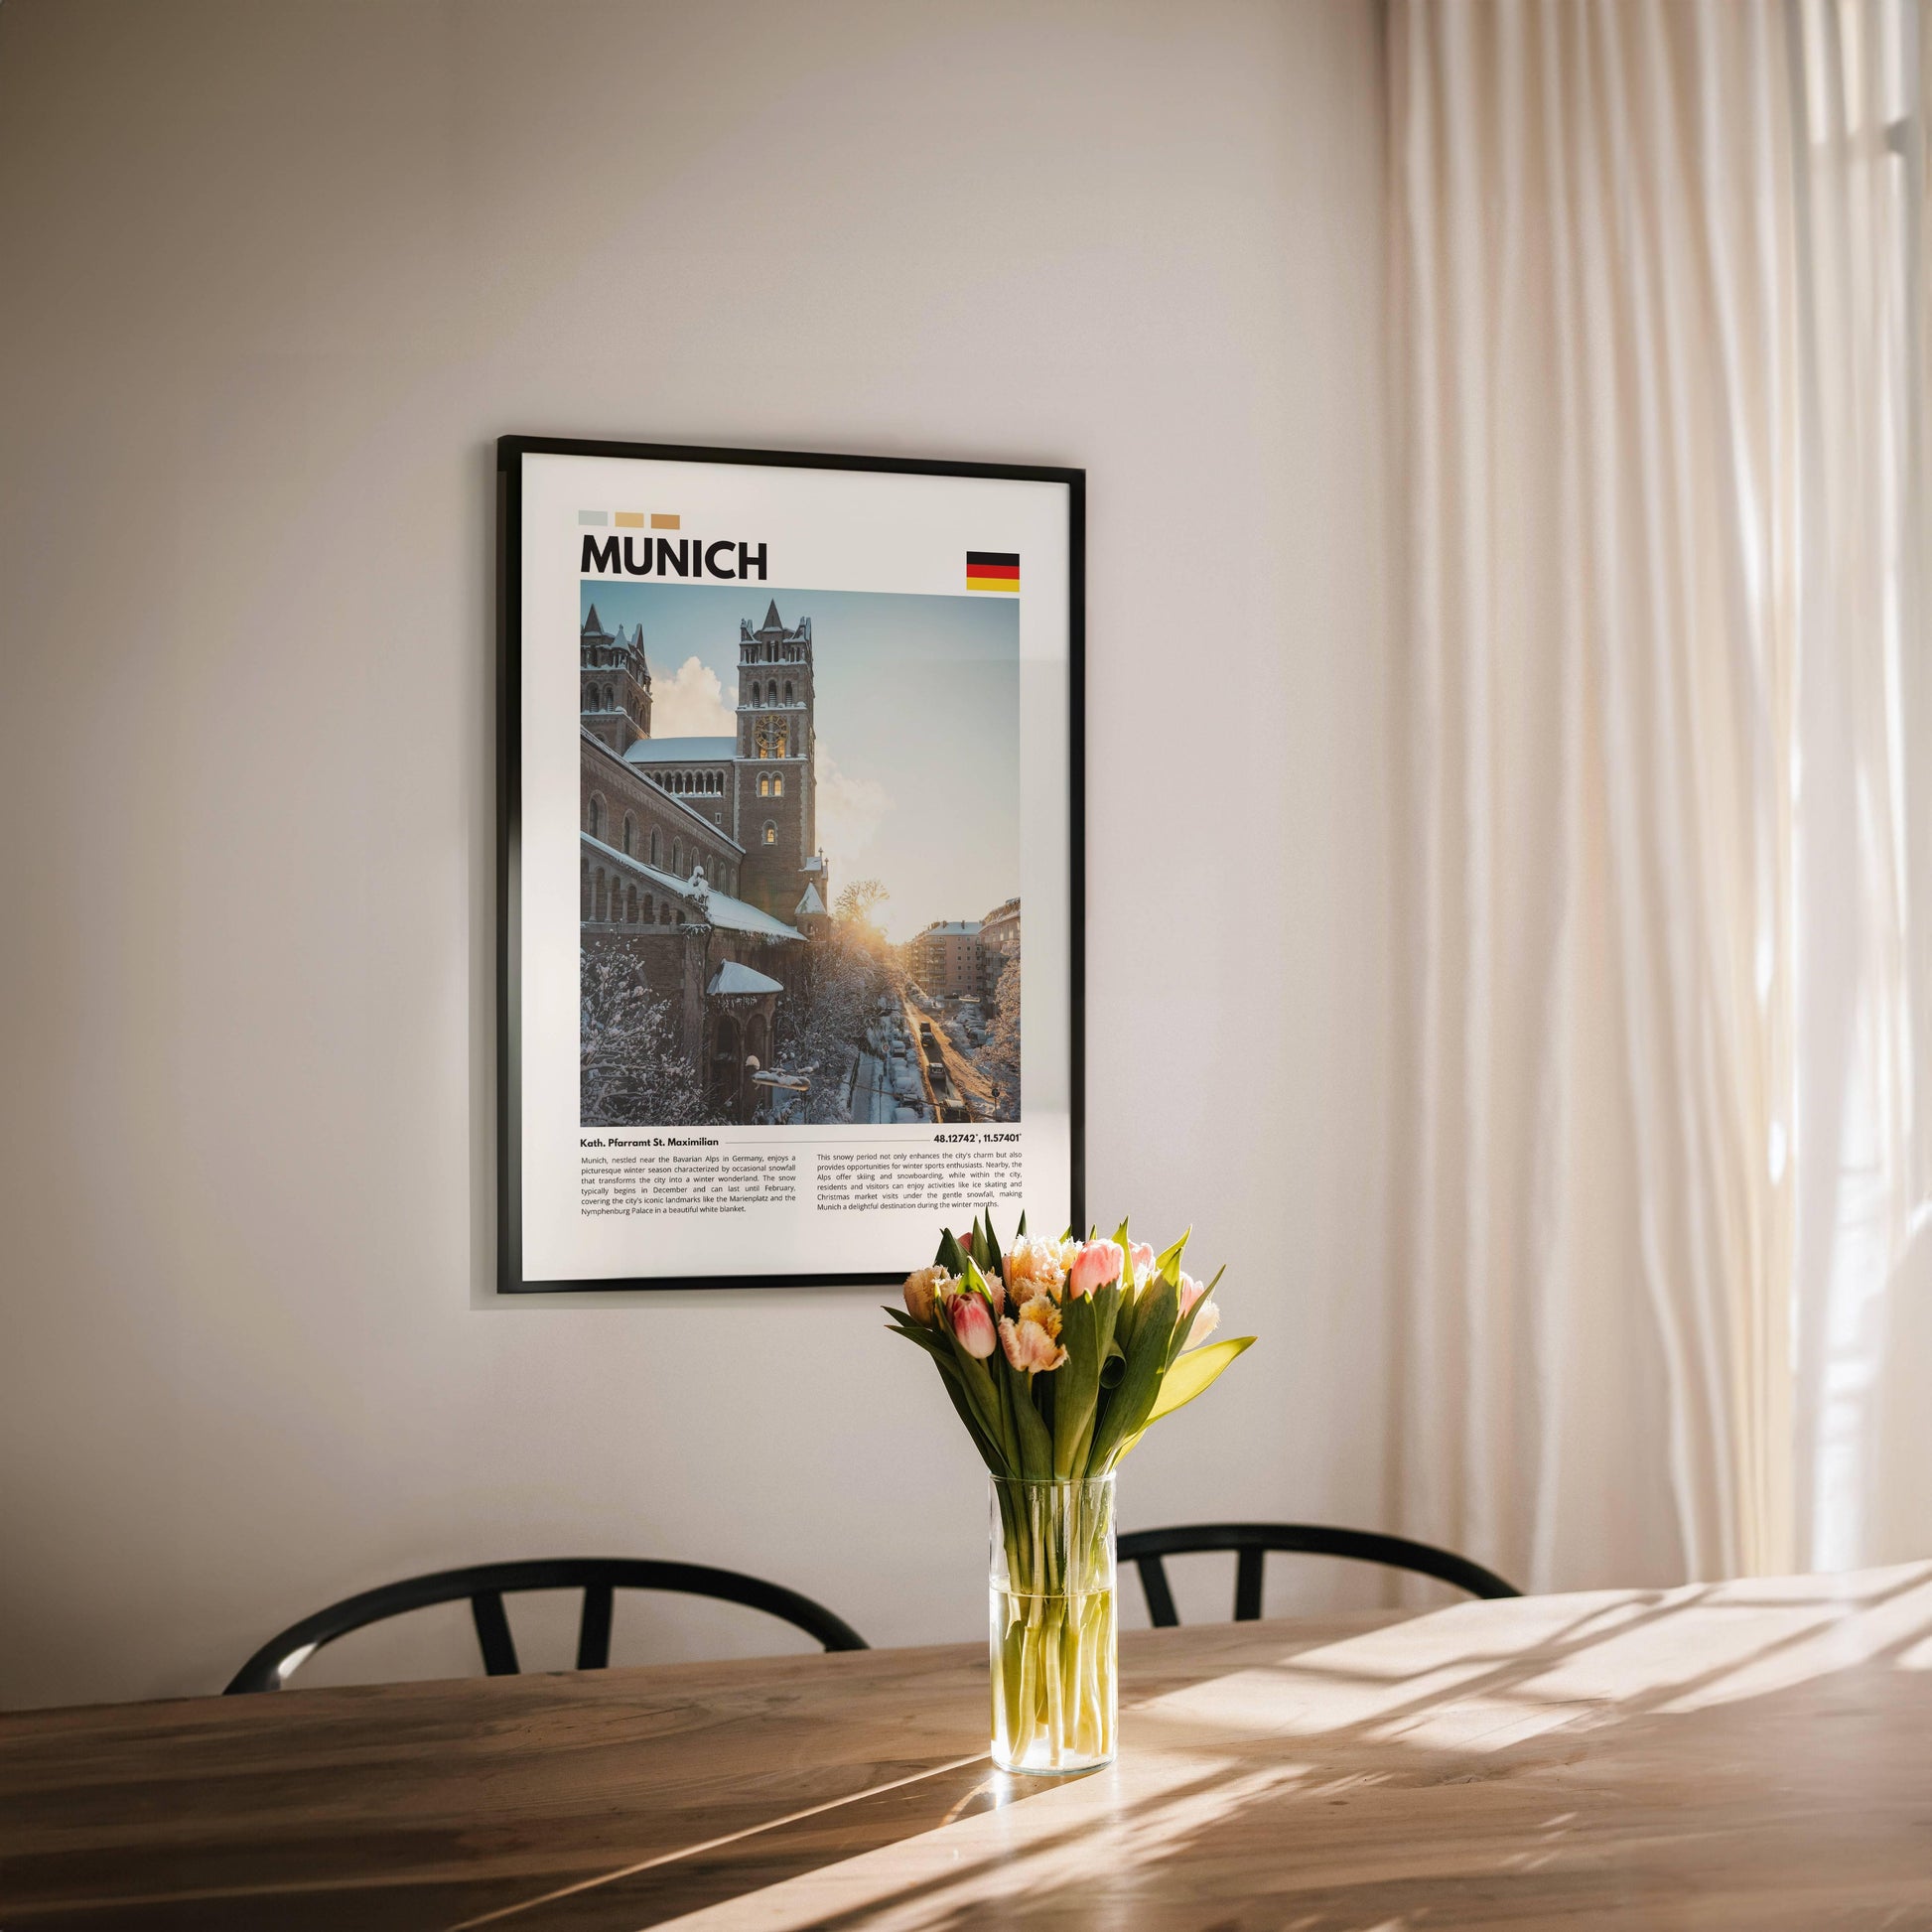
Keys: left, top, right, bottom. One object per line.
{"left": 708, "top": 961, "right": 785, "bottom": 998}
{"left": 623, "top": 736, "right": 737, "bottom": 765}
{"left": 795, "top": 883, "right": 827, "bottom": 917}
{"left": 580, "top": 834, "right": 803, "bottom": 943}
{"left": 924, "top": 920, "right": 981, "bottom": 937}
{"left": 705, "top": 893, "right": 804, "bottom": 942}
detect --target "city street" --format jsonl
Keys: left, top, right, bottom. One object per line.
{"left": 848, "top": 1040, "right": 898, "bottom": 1125}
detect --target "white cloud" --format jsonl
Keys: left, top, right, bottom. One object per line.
{"left": 816, "top": 744, "right": 893, "bottom": 873}
{"left": 648, "top": 656, "right": 737, "bottom": 739}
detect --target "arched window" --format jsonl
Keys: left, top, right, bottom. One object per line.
{"left": 751, "top": 681, "right": 761, "bottom": 705}
{"left": 771, "top": 774, "right": 783, "bottom": 796}
{"left": 783, "top": 681, "right": 794, "bottom": 703}
{"left": 649, "top": 827, "right": 660, "bottom": 866}
{"left": 672, "top": 839, "right": 683, "bottom": 875}
{"left": 643, "top": 894, "right": 654, "bottom": 922}
{"left": 604, "top": 685, "right": 615, "bottom": 712}
{"left": 761, "top": 821, "right": 777, "bottom": 847}
{"left": 595, "top": 870, "right": 608, "bottom": 921}
{"left": 659, "top": 900, "right": 671, "bottom": 925}
{"left": 621, "top": 813, "right": 635, "bottom": 856}
{"left": 588, "top": 794, "right": 606, "bottom": 841}
{"left": 581, "top": 859, "right": 592, "bottom": 919}
{"left": 624, "top": 885, "right": 636, "bottom": 923}
{"left": 758, "top": 773, "right": 769, "bottom": 797}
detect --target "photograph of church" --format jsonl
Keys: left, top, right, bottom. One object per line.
{"left": 578, "top": 578, "right": 1022, "bottom": 1131}
{"left": 580, "top": 597, "right": 830, "bottom": 1124}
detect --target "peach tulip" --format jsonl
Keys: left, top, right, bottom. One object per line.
{"left": 1001, "top": 1234, "right": 1065, "bottom": 1304}
{"left": 999, "top": 1313, "right": 1068, "bottom": 1373}
{"left": 1017, "top": 1293, "right": 1061, "bottom": 1338}
{"left": 902, "top": 1264, "right": 953, "bottom": 1326}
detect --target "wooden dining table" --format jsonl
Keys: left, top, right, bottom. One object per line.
{"left": 3, "top": 1561, "right": 1928, "bottom": 1930}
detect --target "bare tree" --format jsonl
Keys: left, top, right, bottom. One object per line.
{"left": 580, "top": 948, "right": 714, "bottom": 1126}
{"left": 986, "top": 945, "right": 1021, "bottom": 1121}
{"left": 835, "top": 878, "right": 889, "bottom": 928}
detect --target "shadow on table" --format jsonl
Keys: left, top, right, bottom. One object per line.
{"left": 539, "top": 1566, "right": 1932, "bottom": 1932}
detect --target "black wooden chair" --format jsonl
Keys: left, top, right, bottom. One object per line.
{"left": 224, "top": 1558, "right": 868, "bottom": 1693}
{"left": 1116, "top": 1523, "right": 1519, "bottom": 1627}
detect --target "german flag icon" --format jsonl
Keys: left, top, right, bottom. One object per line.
{"left": 966, "top": 550, "right": 1020, "bottom": 593}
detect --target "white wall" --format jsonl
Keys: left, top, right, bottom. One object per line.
{"left": 0, "top": 0, "right": 1391, "bottom": 1709}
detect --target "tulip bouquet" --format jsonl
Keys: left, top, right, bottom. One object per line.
{"left": 889, "top": 1211, "right": 1253, "bottom": 1773}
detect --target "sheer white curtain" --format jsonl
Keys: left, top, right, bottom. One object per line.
{"left": 1389, "top": 0, "right": 1928, "bottom": 1589}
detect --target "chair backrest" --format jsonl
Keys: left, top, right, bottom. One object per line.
{"left": 1116, "top": 1522, "right": 1519, "bottom": 1627}
{"left": 224, "top": 1558, "right": 868, "bottom": 1693}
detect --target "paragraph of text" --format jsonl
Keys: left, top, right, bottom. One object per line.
{"left": 815, "top": 1146, "right": 1023, "bottom": 1215}
{"left": 580, "top": 1149, "right": 798, "bottom": 1218}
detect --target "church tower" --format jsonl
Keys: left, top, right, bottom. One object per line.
{"left": 580, "top": 605, "right": 651, "bottom": 755}
{"left": 735, "top": 600, "right": 816, "bottom": 917}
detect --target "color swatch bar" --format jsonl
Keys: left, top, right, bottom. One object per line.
{"left": 966, "top": 550, "right": 1020, "bottom": 593}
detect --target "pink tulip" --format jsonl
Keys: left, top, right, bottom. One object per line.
{"left": 1130, "top": 1241, "right": 1156, "bottom": 1275}
{"left": 1178, "top": 1273, "right": 1220, "bottom": 1350}
{"left": 1067, "top": 1239, "right": 1124, "bottom": 1298}
{"left": 949, "top": 1294, "right": 997, "bottom": 1359}
{"left": 999, "top": 1314, "right": 1068, "bottom": 1373}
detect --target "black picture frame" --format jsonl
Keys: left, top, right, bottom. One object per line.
{"left": 496, "top": 436, "right": 1085, "bottom": 1293}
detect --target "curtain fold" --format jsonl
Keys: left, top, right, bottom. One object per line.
{"left": 1389, "top": 0, "right": 1927, "bottom": 1589}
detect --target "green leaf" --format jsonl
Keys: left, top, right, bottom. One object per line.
{"left": 1143, "top": 1334, "right": 1254, "bottom": 1429}
{"left": 940, "top": 1363, "right": 1010, "bottom": 1475}
{"left": 889, "top": 1309, "right": 1010, "bottom": 1475}
{"left": 1166, "top": 1262, "right": 1227, "bottom": 1368}
{"left": 1154, "top": 1227, "right": 1191, "bottom": 1289}
{"left": 1050, "top": 1292, "right": 1100, "bottom": 1478}
{"left": 1012, "top": 1370, "right": 1053, "bottom": 1477}
{"left": 1086, "top": 1273, "right": 1178, "bottom": 1471}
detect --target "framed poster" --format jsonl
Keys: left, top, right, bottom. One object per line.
{"left": 497, "top": 437, "right": 1083, "bottom": 1293}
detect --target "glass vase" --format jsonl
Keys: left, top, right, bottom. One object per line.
{"left": 989, "top": 1474, "right": 1117, "bottom": 1775}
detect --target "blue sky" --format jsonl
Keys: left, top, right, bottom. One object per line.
{"left": 580, "top": 581, "right": 1019, "bottom": 940}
